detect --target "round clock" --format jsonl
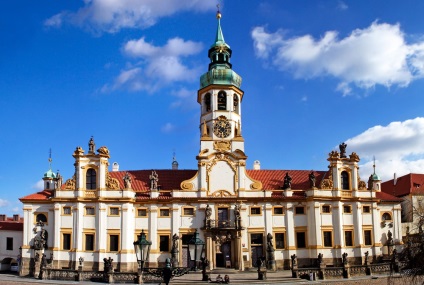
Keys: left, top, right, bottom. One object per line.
{"left": 213, "top": 120, "right": 231, "bottom": 138}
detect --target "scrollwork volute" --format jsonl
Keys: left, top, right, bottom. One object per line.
{"left": 64, "top": 175, "right": 76, "bottom": 190}
{"left": 105, "top": 170, "right": 120, "bottom": 190}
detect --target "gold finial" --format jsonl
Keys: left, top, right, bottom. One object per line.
{"left": 216, "top": 4, "right": 221, "bottom": 19}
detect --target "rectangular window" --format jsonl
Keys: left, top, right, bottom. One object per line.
{"left": 6, "top": 237, "right": 13, "bottom": 251}
{"left": 85, "top": 234, "right": 95, "bottom": 251}
{"left": 250, "top": 207, "right": 261, "bottom": 215}
{"left": 63, "top": 233, "right": 71, "bottom": 250}
{"left": 364, "top": 230, "right": 372, "bottom": 246}
{"left": 159, "top": 235, "right": 170, "bottom": 252}
{"left": 275, "top": 233, "right": 285, "bottom": 249}
{"left": 110, "top": 207, "right": 120, "bottom": 216}
{"left": 63, "top": 206, "right": 71, "bottom": 215}
{"left": 322, "top": 205, "right": 331, "bottom": 213}
{"left": 250, "top": 233, "right": 263, "bottom": 245}
{"left": 363, "top": 206, "right": 371, "bottom": 213}
{"left": 273, "top": 207, "right": 284, "bottom": 215}
{"left": 343, "top": 205, "right": 352, "bottom": 214}
{"left": 183, "top": 208, "right": 194, "bottom": 216}
{"left": 323, "top": 231, "right": 332, "bottom": 247}
{"left": 295, "top": 207, "right": 305, "bottom": 214}
{"left": 137, "top": 208, "right": 147, "bottom": 217}
{"left": 85, "top": 207, "right": 95, "bottom": 215}
{"left": 159, "top": 209, "right": 170, "bottom": 217}
{"left": 344, "top": 231, "right": 353, "bottom": 247}
{"left": 296, "top": 232, "right": 306, "bottom": 248}
{"left": 109, "top": 235, "right": 119, "bottom": 252}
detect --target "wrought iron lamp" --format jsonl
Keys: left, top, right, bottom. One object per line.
{"left": 187, "top": 229, "right": 205, "bottom": 271}
{"left": 133, "top": 230, "right": 151, "bottom": 271}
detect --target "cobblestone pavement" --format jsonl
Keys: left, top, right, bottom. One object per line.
{"left": 0, "top": 271, "right": 402, "bottom": 285}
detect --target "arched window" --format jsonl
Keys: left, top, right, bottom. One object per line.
{"left": 36, "top": 213, "right": 47, "bottom": 223}
{"left": 46, "top": 182, "right": 50, "bottom": 189}
{"left": 218, "top": 91, "right": 226, "bottom": 110}
{"left": 205, "top": 93, "right": 211, "bottom": 112}
{"left": 86, "top": 169, "right": 97, "bottom": 190}
{"left": 341, "top": 171, "right": 349, "bottom": 190}
{"left": 382, "top": 213, "right": 392, "bottom": 221}
{"left": 233, "top": 95, "right": 239, "bottom": 113}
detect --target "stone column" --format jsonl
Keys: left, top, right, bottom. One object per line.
{"left": 206, "top": 235, "right": 214, "bottom": 270}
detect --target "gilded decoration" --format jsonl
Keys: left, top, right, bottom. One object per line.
{"left": 213, "top": 140, "right": 231, "bottom": 152}
{"left": 105, "top": 170, "right": 120, "bottom": 190}
{"left": 199, "top": 149, "right": 209, "bottom": 156}
{"left": 328, "top": 150, "right": 340, "bottom": 160}
{"left": 211, "top": 190, "right": 234, "bottom": 197}
{"left": 349, "top": 152, "right": 360, "bottom": 162}
{"left": 181, "top": 181, "right": 194, "bottom": 190}
{"left": 97, "top": 146, "right": 110, "bottom": 157}
{"left": 206, "top": 154, "right": 237, "bottom": 174}
{"left": 73, "top": 147, "right": 84, "bottom": 156}
{"left": 64, "top": 175, "right": 76, "bottom": 190}
{"left": 320, "top": 168, "right": 333, "bottom": 190}
{"left": 250, "top": 181, "right": 262, "bottom": 190}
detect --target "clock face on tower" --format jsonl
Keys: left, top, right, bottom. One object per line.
{"left": 213, "top": 119, "right": 231, "bottom": 138}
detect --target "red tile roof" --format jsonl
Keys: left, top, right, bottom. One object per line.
{"left": 108, "top": 170, "right": 197, "bottom": 192}
{"left": 0, "top": 221, "right": 23, "bottom": 231}
{"left": 20, "top": 190, "right": 53, "bottom": 201}
{"left": 376, "top": 191, "right": 403, "bottom": 202}
{"left": 381, "top": 173, "right": 424, "bottom": 197}
{"left": 246, "top": 170, "right": 328, "bottom": 190}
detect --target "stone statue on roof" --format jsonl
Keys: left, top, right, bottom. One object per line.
{"left": 282, "top": 172, "right": 292, "bottom": 190}
{"left": 309, "top": 171, "right": 316, "bottom": 188}
{"left": 339, "top": 142, "right": 347, "bottom": 158}
{"left": 123, "top": 172, "right": 132, "bottom": 189}
{"left": 88, "top": 137, "right": 95, "bottom": 154}
{"left": 149, "top": 170, "right": 159, "bottom": 190}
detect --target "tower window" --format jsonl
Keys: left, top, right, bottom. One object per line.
{"left": 205, "top": 93, "right": 211, "bottom": 112}
{"left": 233, "top": 95, "right": 239, "bottom": 113}
{"left": 218, "top": 91, "right": 227, "bottom": 110}
{"left": 46, "top": 182, "right": 50, "bottom": 189}
{"left": 86, "top": 168, "right": 97, "bottom": 190}
{"left": 341, "top": 171, "right": 349, "bottom": 190}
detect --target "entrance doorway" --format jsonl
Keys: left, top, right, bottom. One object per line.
{"left": 250, "top": 233, "right": 264, "bottom": 267}
{"left": 216, "top": 242, "right": 231, "bottom": 268}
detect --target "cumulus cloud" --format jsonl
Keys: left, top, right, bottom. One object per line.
{"left": 161, "top": 123, "right": 175, "bottom": 133}
{"left": 32, "top": 180, "right": 44, "bottom": 190}
{"left": 252, "top": 22, "right": 424, "bottom": 95}
{"left": 0, "top": 199, "right": 9, "bottom": 207}
{"left": 337, "top": 1, "right": 348, "bottom": 11}
{"left": 44, "top": 0, "right": 216, "bottom": 33}
{"left": 344, "top": 117, "right": 424, "bottom": 181}
{"left": 103, "top": 37, "right": 203, "bottom": 93}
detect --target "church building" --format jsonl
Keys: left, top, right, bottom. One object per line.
{"left": 19, "top": 11, "right": 402, "bottom": 274}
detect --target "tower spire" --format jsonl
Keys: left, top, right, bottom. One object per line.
{"left": 48, "top": 148, "right": 52, "bottom": 170}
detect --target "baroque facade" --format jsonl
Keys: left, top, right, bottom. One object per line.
{"left": 20, "top": 11, "right": 402, "bottom": 274}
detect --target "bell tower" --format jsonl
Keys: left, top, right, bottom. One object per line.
{"left": 180, "top": 8, "right": 262, "bottom": 197}
{"left": 198, "top": 8, "right": 244, "bottom": 154}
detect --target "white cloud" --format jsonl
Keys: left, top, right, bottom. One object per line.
{"left": 32, "top": 180, "right": 44, "bottom": 191}
{"left": 344, "top": 117, "right": 424, "bottom": 181}
{"left": 169, "top": 88, "right": 198, "bottom": 110}
{"left": 0, "top": 199, "right": 9, "bottom": 207}
{"left": 44, "top": 0, "right": 216, "bottom": 33}
{"left": 103, "top": 37, "right": 203, "bottom": 93}
{"left": 252, "top": 22, "right": 424, "bottom": 94}
{"left": 161, "top": 123, "right": 175, "bottom": 133}
{"left": 337, "top": 1, "right": 348, "bottom": 11}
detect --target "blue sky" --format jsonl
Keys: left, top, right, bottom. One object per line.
{"left": 2, "top": 0, "right": 424, "bottom": 214}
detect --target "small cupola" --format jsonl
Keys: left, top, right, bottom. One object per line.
{"left": 367, "top": 157, "right": 381, "bottom": 191}
{"left": 43, "top": 150, "right": 56, "bottom": 190}
{"left": 172, "top": 152, "right": 179, "bottom": 170}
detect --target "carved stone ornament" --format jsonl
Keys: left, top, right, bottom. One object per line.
{"left": 105, "top": 170, "right": 120, "bottom": 190}
{"left": 320, "top": 167, "right": 333, "bottom": 190}
{"left": 180, "top": 181, "right": 194, "bottom": 190}
{"left": 349, "top": 152, "right": 360, "bottom": 162}
{"left": 211, "top": 190, "right": 233, "bottom": 197}
{"left": 328, "top": 150, "right": 340, "bottom": 160}
{"left": 250, "top": 181, "right": 263, "bottom": 190}
{"left": 73, "top": 146, "right": 84, "bottom": 156}
{"left": 97, "top": 146, "right": 110, "bottom": 158}
{"left": 358, "top": 180, "right": 367, "bottom": 190}
{"left": 213, "top": 140, "right": 231, "bottom": 152}
{"left": 64, "top": 175, "right": 76, "bottom": 190}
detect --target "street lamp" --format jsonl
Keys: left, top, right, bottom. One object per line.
{"left": 133, "top": 230, "right": 151, "bottom": 271}
{"left": 188, "top": 229, "right": 205, "bottom": 271}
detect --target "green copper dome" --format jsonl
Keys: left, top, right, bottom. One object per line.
{"left": 44, "top": 169, "right": 57, "bottom": 179}
{"left": 200, "top": 10, "right": 242, "bottom": 89}
{"left": 371, "top": 173, "right": 380, "bottom": 181}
